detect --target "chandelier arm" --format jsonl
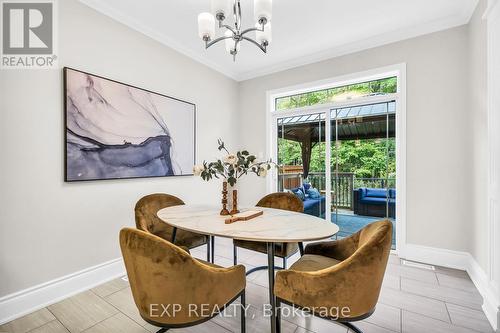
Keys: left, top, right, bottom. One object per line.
{"left": 240, "top": 25, "right": 264, "bottom": 36}
{"left": 218, "top": 21, "right": 237, "bottom": 35}
{"left": 206, "top": 35, "right": 234, "bottom": 49}
{"left": 242, "top": 36, "right": 267, "bottom": 53}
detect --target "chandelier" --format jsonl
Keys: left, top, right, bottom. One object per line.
{"left": 198, "top": 0, "right": 272, "bottom": 61}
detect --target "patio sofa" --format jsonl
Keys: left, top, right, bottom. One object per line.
{"left": 353, "top": 187, "right": 395, "bottom": 218}
{"left": 290, "top": 187, "right": 326, "bottom": 217}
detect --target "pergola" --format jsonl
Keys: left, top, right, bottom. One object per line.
{"left": 277, "top": 101, "right": 396, "bottom": 178}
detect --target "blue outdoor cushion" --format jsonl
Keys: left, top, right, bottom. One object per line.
{"left": 365, "top": 188, "right": 388, "bottom": 198}
{"left": 303, "top": 199, "right": 317, "bottom": 210}
{"left": 307, "top": 187, "right": 321, "bottom": 199}
{"left": 360, "top": 197, "right": 388, "bottom": 205}
{"left": 389, "top": 188, "right": 396, "bottom": 198}
{"left": 292, "top": 188, "right": 305, "bottom": 201}
{"left": 303, "top": 196, "right": 325, "bottom": 210}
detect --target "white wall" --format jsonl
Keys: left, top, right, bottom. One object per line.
{"left": 0, "top": 0, "right": 238, "bottom": 297}
{"left": 237, "top": 26, "right": 471, "bottom": 253}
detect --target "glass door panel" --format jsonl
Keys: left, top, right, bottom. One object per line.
{"left": 276, "top": 113, "right": 327, "bottom": 220}
{"left": 330, "top": 102, "right": 396, "bottom": 248}
{"left": 273, "top": 101, "right": 396, "bottom": 248}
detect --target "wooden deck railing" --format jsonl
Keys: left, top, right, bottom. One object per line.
{"left": 278, "top": 172, "right": 395, "bottom": 210}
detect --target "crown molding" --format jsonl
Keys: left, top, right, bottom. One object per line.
{"left": 78, "top": 0, "right": 240, "bottom": 81}
{"left": 78, "top": 0, "right": 478, "bottom": 82}
{"left": 235, "top": 4, "right": 478, "bottom": 81}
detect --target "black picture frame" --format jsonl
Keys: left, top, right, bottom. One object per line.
{"left": 63, "top": 67, "right": 196, "bottom": 182}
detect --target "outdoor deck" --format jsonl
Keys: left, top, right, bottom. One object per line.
{"left": 279, "top": 172, "right": 397, "bottom": 247}
{"left": 332, "top": 211, "right": 396, "bottom": 247}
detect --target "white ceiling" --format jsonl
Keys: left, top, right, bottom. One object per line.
{"left": 79, "top": 0, "right": 478, "bottom": 81}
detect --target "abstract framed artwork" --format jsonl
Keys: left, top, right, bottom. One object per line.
{"left": 64, "top": 67, "right": 196, "bottom": 182}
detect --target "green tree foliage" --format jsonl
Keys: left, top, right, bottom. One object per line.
{"left": 335, "top": 139, "right": 395, "bottom": 178}
{"left": 278, "top": 138, "right": 396, "bottom": 178}
{"left": 277, "top": 139, "right": 302, "bottom": 165}
{"left": 276, "top": 77, "right": 397, "bottom": 111}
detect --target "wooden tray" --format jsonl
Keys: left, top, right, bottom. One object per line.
{"left": 224, "top": 210, "right": 263, "bottom": 224}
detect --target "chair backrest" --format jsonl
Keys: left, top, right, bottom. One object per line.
{"left": 134, "top": 193, "right": 184, "bottom": 234}
{"left": 340, "top": 220, "right": 393, "bottom": 316}
{"left": 120, "top": 228, "right": 233, "bottom": 325}
{"left": 256, "top": 192, "right": 304, "bottom": 213}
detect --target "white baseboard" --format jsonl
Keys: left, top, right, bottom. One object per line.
{"left": 0, "top": 258, "right": 125, "bottom": 325}
{"left": 402, "top": 244, "right": 500, "bottom": 331}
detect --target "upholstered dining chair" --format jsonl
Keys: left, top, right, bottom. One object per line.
{"left": 120, "top": 228, "right": 246, "bottom": 333}
{"left": 233, "top": 192, "right": 304, "bottom": 274}
{"left": 135, "top": 193, "right": 213, "bottom": 262}
{"left": 274, "top": 220, "right": 393, "bottom": 333}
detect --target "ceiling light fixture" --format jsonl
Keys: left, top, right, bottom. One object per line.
{"left": 198, "top": 0, "right": 272, "bottom": 61}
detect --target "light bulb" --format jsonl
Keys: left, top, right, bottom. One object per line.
{"left": 198, "top": 12, "right": 215, "bottom": 40}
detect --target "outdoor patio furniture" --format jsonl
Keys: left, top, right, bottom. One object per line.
{"left": 353, "top": 188, "right": 395, "bottom": 218}
{"left": 291, "top": 187, "right": 326, "bottom": 217}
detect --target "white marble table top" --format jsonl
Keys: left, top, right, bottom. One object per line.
{"left": 157, "top": 205, "right": 339, "bottom": 243}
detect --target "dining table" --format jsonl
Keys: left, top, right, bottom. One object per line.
{"left": 157, "top": 204, "right": 339, "bottom": 333}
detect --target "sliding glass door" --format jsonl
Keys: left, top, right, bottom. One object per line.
{"left": 273, "top": 101, "right": 397, "bottom": 248}
{"left": 271, "top": 75, "right": 400, "bottom": 249}
{"left": 330, "top": 101, "right": 396, "bottom": 248}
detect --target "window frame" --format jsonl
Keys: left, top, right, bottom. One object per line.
{"left": 266, "top": 63, "right": 406, "bottom": 255}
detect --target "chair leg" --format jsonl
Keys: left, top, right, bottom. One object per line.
{"left": 211, "top": 235, "right": 215, "bottom": 263}
{"left": 282, "top": 257, "right": 287, "bottom": 269}
{"left": 156, "top": 328, "right": 168, "bottom": 333}
{"left": 233, "top": 244, "right": 238, "bottom": 266}
{"left": 276, "top": 297, "right": 281, "bottom": 333}
{"left": 171, "top": 227, "right": 177, "bottom": 244}
{"left": 298, "top": 242, "right": 304, "bottom": 256}
{"left": 341, "top": 322, "right": 364, "bottom": 333}
{"left": 240, "top": 290, "right": 246, "bottom": 333}
{"left": 206, "top": 236, "right": 211, "bottom": 262}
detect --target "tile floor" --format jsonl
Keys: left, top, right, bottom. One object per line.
{"left": 0, "top": 237, "right": 494, "bottom": 333}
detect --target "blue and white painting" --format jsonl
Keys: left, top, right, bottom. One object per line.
{"left": 64, "top": 68, "right": 195, "bottom": 182}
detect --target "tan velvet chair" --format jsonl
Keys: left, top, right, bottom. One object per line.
{"left": 274, "top": 220, "right": 393, "bottom": 333}
{"left": 233, "top": 192, "right": 305, "bottom": 274}
{"left": 135, "top": 193, "right": 213, "bottom": 261}
{"left": 120, "top": 228, "right": 246, "bottom": 332}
